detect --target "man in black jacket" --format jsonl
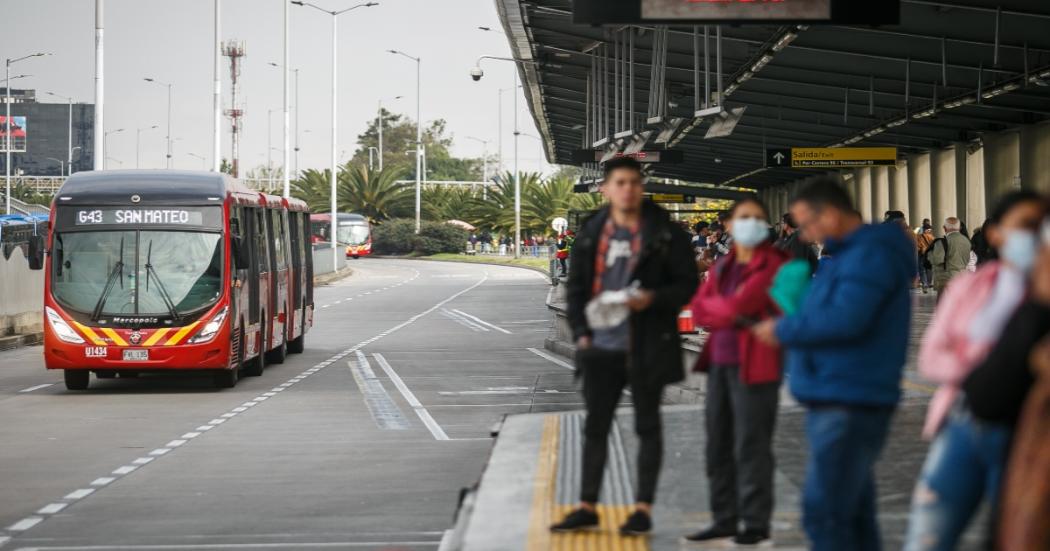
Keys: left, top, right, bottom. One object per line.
{"left": 551, "top": 156, "right": 699, "bottom": 535}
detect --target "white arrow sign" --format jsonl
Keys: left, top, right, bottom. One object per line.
{"left": 773, "top": 151, "right": 786, "bottom": 165}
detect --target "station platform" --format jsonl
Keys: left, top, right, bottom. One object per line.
{"left": 454, "top": 292, "right": 990, "bottom": 551}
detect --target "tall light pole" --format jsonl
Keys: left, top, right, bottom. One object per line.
{"left": 282, "top": 0, "right": 291, "bottom": 198}
{"left": 45, "top": 92, "right": 74, "bottom": 176}
{"left": 267, "top": 108, "right": 277, "bottom": 190}
{"left": 94, "top": 0, "right": 104, "bottom": 171}
{"left": 294, "top": 0, "right": 379, "bottom": 271}
{"left": 376, "top": 95, "right": 401, "bottom": 172}
{"left": 143, "top": 78, "right": 174, "bottom": 168}
{"left": 103, "top": 128, "right": 124, "bottom": 169}
{"left": 465, "top": 136, "right": 490, "bottom": 182}
{"left": 135, "top": 125, "right": 158, "bottom": 168}
{"left": 269, "top": 62, "right": 300, "bottom": 181}
{"left": 5, "top": 52, "right": 49, "bottom": 214}
{"left": 389, "top": 49, "right": 421, "bottom": 233}
{"left": 213, "top": 0, "right": 222, "bottom": 172}
{"left": 471, "top": 55, "right": 539, "bottom": 258}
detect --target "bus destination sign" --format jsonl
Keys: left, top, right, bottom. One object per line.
{"left": 642, "top": 0, "right": 831, "bottom": 21}
{"left": 72, "top": 208, "right": 210, "bottom": 226}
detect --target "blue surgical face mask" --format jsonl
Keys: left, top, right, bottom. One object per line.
{"left": 730, "top": 217, "right": 769, "bottom": 248}
{"left": 1000, "top": 229, "right": 1038, "bottom": 273}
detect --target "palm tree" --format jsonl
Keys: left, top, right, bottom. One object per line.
{"left": 422, "top": 186, "right": 477, "bottom": 222}
{"left": 337, "top": 163, "right": 412, "bottom": 222}
{"left": 290, "top": 169, "right": 332, "bottom": 212}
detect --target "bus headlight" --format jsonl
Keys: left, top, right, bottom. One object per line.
{"left": 46, "top": 306, "right": 85, "bottom": 344}
{"left": 188, "top": 306, "right": 228, "bottom": 344}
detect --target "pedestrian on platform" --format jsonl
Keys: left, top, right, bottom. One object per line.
{"left": 774, "top": 212, "right": 818, "bottom": 273}
{"left": 552, "top": 156, "right": 698, "bottom": 536}
{"left": 926, "top": 217, "right": 971, "bottom": 297}
{"left": 683, "top": 197, "right": 787, "bottom": 547}
{"left": 750, "top": 177, "right": 915, "bottom": 551}
{"left": 555, "top": 233, "right": 569, "bottom": 277}
{"left": 917, "top": 223, "right": 935, "bottom": 293}
{"left": 903, "top": 190, "right": 1046, "bottom": 551}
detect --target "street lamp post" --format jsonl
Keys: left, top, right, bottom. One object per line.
{"left": 44, "top": 157, "right": 64, "bottom": 175}
{"left": 213, "top": 0, "right": 221, "bottom": 172}
{"left": 103, "top": 128, "right": 124, "bottom": 169}
{"left": 136, "top": 125, "right": 158, "bottom": 168}
{"left": 45, "top": 92, "right": 74, "bottom": 176}
{"left": 465, "top": 136, "right": 490, "bottom": 182}
{"left": 293, "top": 0, "right": 379, "bottom": 271}
{"left": 389, "top": 50, "right": 421, "bottom": 233}
{"left": 5, "top": 52, "right": 48, "bottom": 214}
{"left": 270, "top": 63, "right": 301, "bottom": 180}
{"left": 143, "top": 78, "right": 174, "bottom": 168}
{"left": 267, "top": 108, "right": 277, "bottom": 190}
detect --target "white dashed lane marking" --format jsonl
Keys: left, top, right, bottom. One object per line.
{"left": 19, "top": 384, "right": 54, "bottom": 393}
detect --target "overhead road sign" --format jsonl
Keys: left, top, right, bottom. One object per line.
{"left": 571, "top": 149, "right": 684, "bottom": 165}
{"left": 766, "top": 147, "right": 898, "bottom": 168}
{"left": 573, "top": 0, "right": 899, "bottom": 25}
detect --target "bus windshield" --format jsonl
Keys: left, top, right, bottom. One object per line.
{"left": 337, "top": 224, "right": 370, "bottom": 246}
{"left": 51, "top": 230, "right": 224, "bottom": 318}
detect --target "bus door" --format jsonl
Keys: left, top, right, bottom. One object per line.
{"left": 229, "top": 206, "right": 250, "bottom": 347}
{"left": 302, "top": 214, "right": 314, "bottom": 332}
{"left": 287, "top": 211, "right": 304, "bottom": 340}
{"left": 253, "top": 207, "right": 271, "bottom": 354}
{"left": 266, "top": 208, "right": 286, "bottom": 348}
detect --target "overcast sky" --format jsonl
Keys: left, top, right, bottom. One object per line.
{"left": 3, "top": 0, "right": 550, "bottom": 176}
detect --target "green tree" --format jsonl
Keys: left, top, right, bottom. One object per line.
{"left": 352, "top": 111, "right": 482, "bottom": 182}
{"left": 337, "top": 164, "right": 413, "bottom": 222}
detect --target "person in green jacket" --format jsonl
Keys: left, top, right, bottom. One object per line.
{"left": 927, "top": 217, "right": 972, "bottom": 296}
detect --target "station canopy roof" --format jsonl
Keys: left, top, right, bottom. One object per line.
{"left": 496, "top": 0, "right": 1050, "bottom": 193}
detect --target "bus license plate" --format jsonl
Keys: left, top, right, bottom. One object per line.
{"left": 123, "top": 349, "right": 149, "bottom": 361}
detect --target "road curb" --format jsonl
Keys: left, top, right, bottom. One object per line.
{"left": 314, "top": 266, "right": 354, "bottom": 286}
{"left": 0, "top": 331, "right": 43, "bottom": 352}
{"left": 374, "top": 255, "right": 552, "bottom": 282}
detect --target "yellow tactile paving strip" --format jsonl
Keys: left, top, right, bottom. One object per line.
{"left": 526, "top": 415, "right": 650, "bottom": 551}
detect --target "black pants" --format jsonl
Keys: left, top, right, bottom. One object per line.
{"left": 705, "top": 364, "right": 780, "bottom": 533}
{"left": 578, "top": 348, "right": 664, "bottom": 504}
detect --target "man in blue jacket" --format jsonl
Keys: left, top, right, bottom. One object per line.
{"left": 752, "top": 177, "right": 914, "bottom": 551}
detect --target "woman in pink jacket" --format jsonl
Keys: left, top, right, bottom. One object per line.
{"left": 904, "top": 191, "right": 1047, "bottom": 551}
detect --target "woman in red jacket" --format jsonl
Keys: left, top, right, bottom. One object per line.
{"left": 683, "top": 197, "right": 788, "bottom": 547}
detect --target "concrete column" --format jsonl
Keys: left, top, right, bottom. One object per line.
{"left": 855, "top": 168, "right": 874, "bottom": 222}
{"left": 1021, "top": 121, "right": 1050, "bottom": 193}
{"left": 889, "top": 163, "right": 911, "bottom": 225}
{"left": 931, "top": 146, "right": 962, "bottom": 236}
{"left": 984, "top": 130, "right": 1022, "bottom": 211}
{"left": 908, "top": 153, "right": 933, "bottom": 232}
{"left": 965, "top": 144, "right": 987, "bottom": 228}
{"left": 872, "top": 166, "right": 890, "bottom": 222}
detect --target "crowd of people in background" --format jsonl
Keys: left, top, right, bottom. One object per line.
{"left": 555, "top": 159, "right": 1050, "bottom": 550}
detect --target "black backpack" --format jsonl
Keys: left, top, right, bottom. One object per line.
{"left": 923, "top": 237, "right": 949, "bottom": 270}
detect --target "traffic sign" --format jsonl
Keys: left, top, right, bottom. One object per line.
{"left": 551, "top": 217, "right": 568, "bottom": 233}
{"left": 766, "top": 147, "right": 898, "bottom": 168}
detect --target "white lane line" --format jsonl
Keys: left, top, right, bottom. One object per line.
{"left": 131, "top": 457, "right": 155, "bottom": 465}
{"left": 148, "top": 448, "right": 171, "bottom": 456}
{"left": 19, "top": 383, "right": 54, "bottom": 393}
{"left": 36, "top": 503, "right": 67, "bottom": 515}
{"left": 373, "top": 353, "right": 449, "bottom": 441}
{"left": 90, "top": 477, "right": 115, "bottom": 487}
{"left": 441, "top": 309, "right": 487, "bottom": 332}
{"left": 450, "top": 309, "right": 512, "bottom": 334}
{"left": 527, "top": 347, "right": 575, "bottom": 370}
{"left": 63, "top": 489, "right": 94, "bottom": 500}
{"left": 112, "top": 466, "right": 137, "bottom": 475}
{"left": 7, "top": 517, "right": 42, "bottom": 531}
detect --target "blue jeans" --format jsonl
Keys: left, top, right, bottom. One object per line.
{"left": 803, "top": 405, "right": 894, "bottom": 551}
{"left": 903, "top": 405, "right": 1011, "bottom": 551}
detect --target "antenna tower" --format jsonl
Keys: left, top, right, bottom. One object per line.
{"left": 222, "top": 40, "right": 246, "bottom": 177}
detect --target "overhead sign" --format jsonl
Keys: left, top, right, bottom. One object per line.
{"left": 0, "top": 116, "right": 28, "bottom": 153}
{"left": 57, "top": 206, "right": 223, "bottom": 229}
{"left": 642, "top": 0, "right": 830, "bottom": 21}
{"left": 649, "top": 194, "right": 697, "bottom": 204}
{"left": 766, "top": 147, "right": 898, "bottom": 168}
{"left": 573, "top": 0, "right": 899, "bottom": 25}
{"left": 571, "top": 149, "right": 684, "bottom": 164}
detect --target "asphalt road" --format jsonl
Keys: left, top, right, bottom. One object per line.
{"left": 0, "top": 259, "right": 576, "bottom": 551}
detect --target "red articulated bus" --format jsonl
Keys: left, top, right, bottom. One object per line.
{"left": 31, "top": 170, "right": 314, "bottom": 390}
{"left": 310, "top": 213, "right": 373, "bottom": 258}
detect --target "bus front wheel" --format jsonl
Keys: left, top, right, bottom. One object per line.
{"left": 212, "top": 368, "right": 238, "bottom": 389}
{"left": 64, "top": 370, "right": 90, "bottom": 391}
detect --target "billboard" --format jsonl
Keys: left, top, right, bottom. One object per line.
{"left": 0, "top": 116, "right": 27, "bottom": 152}
{"left": 641, "top": 0, "right": 831, "bottom": 21}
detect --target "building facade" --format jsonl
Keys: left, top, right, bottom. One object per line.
{"left": 1, "top": 88, "right": 94, "bottom": 176}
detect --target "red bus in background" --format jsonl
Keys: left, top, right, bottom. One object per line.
{"left": 311, "top": 213, "right": 372, "bottom": 258}
{"left": 31, "top": 170, "right": 314, "bottom": 390}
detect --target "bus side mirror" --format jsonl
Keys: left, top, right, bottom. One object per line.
{"left": 27, "top": 236, "right": 45, "bottom": 271}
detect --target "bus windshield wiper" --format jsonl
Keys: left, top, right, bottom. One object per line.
{"left": 144, "top": 239, "right": 181, "bottom": 323}
{"left": 91, "top": 236, "right": 125, "bottom": 322}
